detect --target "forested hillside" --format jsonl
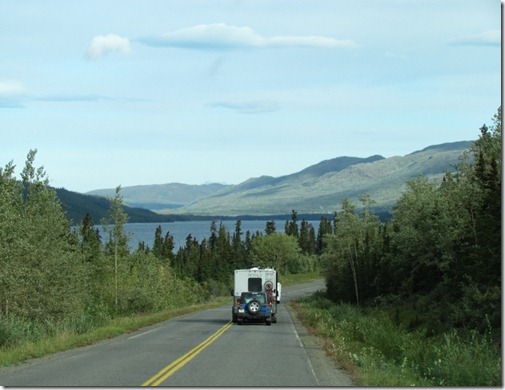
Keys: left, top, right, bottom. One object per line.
{"left": 55, "top": 188, "right": 174, "bottom": 224}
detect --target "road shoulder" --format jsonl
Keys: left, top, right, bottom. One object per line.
{"left": 286, "top": 304, "right": 354, "bottom": 387}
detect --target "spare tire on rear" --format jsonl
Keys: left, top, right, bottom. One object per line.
{"left": 247, "top": 300, "right": 261, "bottom": 315}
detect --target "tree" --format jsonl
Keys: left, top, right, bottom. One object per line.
{"left": 387, "top": 177, "right": 454, "bottom": 297}
{"left": 316, "top": 216, "right": 332, "bottom": 255}
{"left": 372, "top": 107, "right": 502, "bottom": 332}
{"left": 265, "top": 220, "right": 276, "bottom": 235}
{"left": 209, "top": 220, "right": 218, "bottom": 251}
{"left": 102, "top": 186, "right": 130, "bottom": 311}
{"left": 232, "top": 220, "right": 245, "bottom": 268}
{"left": 80, "top": 213, "right": 101, "bottom": 262}
{"left": 0, "top": 150, "right": 88, "bottom": 321}
{"left": 152, "top": 225, "right": 163, "bottom": 258}
{"left": 0, "top": 159, "right": 24, "bottom": 318}
{"left": 298, "top": 219, "right": 316, "bottom": 255}
{"left": 285, "top": 210, "right": 299, "bottom": 238}
{"left": 161, "top": 231, "right": 175, "bottom": 263}
{"left": 326, "top": 198, "right": 361, "bottom": 304}
{"left": 322, "top": 195, "right": 381, "bottom": 305}
{"left": 79, "top": 213, "right": 104, "bottom": 305}
{"left": 249, "top": 233, "right": 301, "bottom": 274}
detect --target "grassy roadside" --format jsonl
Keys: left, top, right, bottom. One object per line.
{"left": 0, "top": 272, "right": 321, "bottom": 367}
{"left": 0, "top": 297, "right": 230, "bottom": 367}
{"left": 278, "top": 271, "right": 322, "bottom": 286}
{"left": 290, "top": 291, "right": 501, "bottom": 386}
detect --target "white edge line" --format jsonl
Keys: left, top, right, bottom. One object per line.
{"left": 128, "top": 328, "right": 161, "bottom": 339}
{"left": 287, "top": 309, "right": 320, "bottom": 385}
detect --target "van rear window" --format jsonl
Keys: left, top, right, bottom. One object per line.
{"left": 248, "top": 278, "right": 262, "bottom": 292}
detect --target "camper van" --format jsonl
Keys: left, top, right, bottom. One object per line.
{"left": 231, "top": 267, "right": 281, "bottom": 325}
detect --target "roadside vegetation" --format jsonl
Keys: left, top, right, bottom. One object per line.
{"left": 292, "top": 292, "right": 500, "bottom": 386}
{"left": 0, "top": 108, "right": 500, "bottom": 385}
{"left": 0, "top": 150, "right": 321, "bottom": 366}
{"left": 290, "top": 107, "right": 501, "bottom": 386}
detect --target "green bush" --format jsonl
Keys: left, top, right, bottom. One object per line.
{"left": 0, "top": 315, "right": 44, "bottom": 347}
{"left": 295, "top": 295, "right": 501, "bottom": 386}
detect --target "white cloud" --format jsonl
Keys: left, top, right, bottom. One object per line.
{"left": 449, "top": 29, "right": 500, "bottom": 46}
{"left": 0, "top": 80, "right": 24, "bottom": 95}
{"left": 140, "top": 23, "right": 357, "bottom": 50}
{"left": 0, "top": 81, "right": 25, "bottom": 108}
{"left": 86, "top": 34, "right": 131, "bottom": 60}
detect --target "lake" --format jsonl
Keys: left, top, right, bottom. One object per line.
{"left": 96, "top": 220, "right": 321, "bottom": 251}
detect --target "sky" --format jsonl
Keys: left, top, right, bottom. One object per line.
{"left": 0, "top": 0, "right": 501, "bottom": 193}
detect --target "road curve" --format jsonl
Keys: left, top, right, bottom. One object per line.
{"left": 0, "top": 279, "right": 353, "bottom": 387}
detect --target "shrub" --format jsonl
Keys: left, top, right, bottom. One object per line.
{"left": 0, "top": 315, "right": 44, "bottom": 347}
{"left": 294, "top": 295, "right": 501, "bottom": 386}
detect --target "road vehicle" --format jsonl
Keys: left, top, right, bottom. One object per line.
{"left": 231, "top": 266, "right": 281, "bottom": 324}
{"left": 236, "top": 291, "right": 272, "bottom": 325}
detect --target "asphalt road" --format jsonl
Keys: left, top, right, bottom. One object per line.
{"left": 0, "top": 279, "right": 353, "bottom": 387}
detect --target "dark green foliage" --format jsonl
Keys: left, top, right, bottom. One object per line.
{"left": 298, "top": 219, "right": 316, "bottom": 255}
{"left": 285, "top": 210, "right": 299, "bottom": 238}
{"left": 297, "top": 294, "right": 501, "bottom": 386}
{"left": 169, "top": 216, "right": 320, "bottom": 292}
{"left": 55, "top": 187, "right": 172, "bottom": 224}
{"left": 316, "top": 216, "right": 333, "bottom": 254}
{"left": 265, "top": 220, "right": 276, "bottom": 235}
{"left": 320, "top": 107, "right": 502, "bottom": 340}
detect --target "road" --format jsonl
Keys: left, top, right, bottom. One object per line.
{"left": 0, "top": 279, "right": 353, "bottom": 387}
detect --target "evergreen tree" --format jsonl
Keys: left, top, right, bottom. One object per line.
{"left": 265, "top": 220, "right": 276, "bottom": 235}
{"left": 79, "top": 213, "right": 103, "bottom": 304}
{"left": 243, "top": 230, "right": 253, "bottom": 266}
{"left": 209, "top": 220, "right": 218, "bottom": 251}
{"left": 80, "top": 213, "right": 102, "bottom": 260}
{"left": 298, "top": 219, "right": 315, "bottom": 255}
{"left": 152, "top": 225, "right": 163, "bottom": 258}
{"left": 316, "top": 216, "right": 332, "bottom": 255}
{"left": 308, "top": 224, "right": 316, "bottom": 255}
{"left": 161, "top": 231, "right": 175, "bottom": 263}
{"left": 285, "top": 210, "right": 299, "bottom": 238}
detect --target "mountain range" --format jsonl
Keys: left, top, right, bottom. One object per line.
{"left": 80, "top": 140, "right": 472, "bottom": 219}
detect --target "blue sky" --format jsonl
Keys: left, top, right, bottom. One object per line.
{"left": 1, "top": 0, "right": 501, "bottom": 193}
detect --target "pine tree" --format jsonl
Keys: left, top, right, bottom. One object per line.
{"left": 152, "top": 225, "right": 163, "bottom": 258}
{"left": 265, "top": 220, "right": 276, "bottom": 235}
{"left": 285, "top": 210, "right": 299, "bottom": 238}
{"left": 161, "top": 231, "right": 175, "bottom": 263}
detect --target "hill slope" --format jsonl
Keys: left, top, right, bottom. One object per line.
{"left": 87, "top": 183, "right": 230, "bottom": 210}
{"left": 160, "top": 141, "right": 472, "bottom": 216}
{"left": 55, "top": 188, "right": 173, "bottom": 224}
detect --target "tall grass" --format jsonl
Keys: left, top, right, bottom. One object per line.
{"left": 279, "top": 271, "right": 322, "bottom": 286}
{"left": 0, "top": 297, "right": 230, "bottom": 367}
{"left": 293, "top": 292, "right": 501, "bottom": 386}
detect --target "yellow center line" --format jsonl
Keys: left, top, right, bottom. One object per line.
{"left": 142, "top": 321, "right": 232, "bottom": 387}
